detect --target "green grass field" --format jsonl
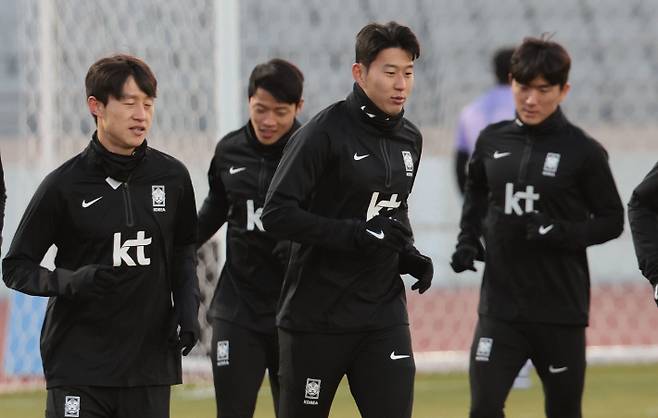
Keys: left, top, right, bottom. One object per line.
{"left": 2, "top": 363, "right": 657, "bottom": 417}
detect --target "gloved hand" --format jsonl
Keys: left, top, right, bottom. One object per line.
{"left": 176, "top": 331, "right": 197, "bottom": 356}
{"left": 356, "top": 215, "right": 412, "bottom": 252}
{"left": 450, "top": 245, "right": 480, "bottom": 273}
{"left": 65, "top": 264, "right": 116, "bottom": 300}
{"left": 399, "top": 246, "right": 433, "bottom": 294}
{"left": 526, "top": 212, "right": 566, "bottom": 245}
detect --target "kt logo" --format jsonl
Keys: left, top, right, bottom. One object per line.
{"left": 366, "top": 192, "right": 401, "bottom": 221}
{"left": 504, "top": 183, "right": 539, "bottom": 215}
{"left": 246, "top": 200, "right": 264, "bottom": 232}
{"left": 113, "top": 231, "right": 151, "bottom": 266}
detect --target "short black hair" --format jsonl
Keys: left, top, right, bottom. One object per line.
{"left": 247, "top": 58, "right": 304, "bottom": 104}
{"left": 510, "top": 36, "right": 571, "bottom": 87}
{"left": 493, "top": 47, "right": 515, "bottom": 85}
{"left": 355, "top": 21, "right": 420, "bottom": 68}
{"left": 85, "top": 54, "right": 157, "bottom": 122}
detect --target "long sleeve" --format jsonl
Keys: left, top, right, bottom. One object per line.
{"left": 455, "top": 140, "right": 488, "bottom": 250}
{"left": 0, "top": 152, "right": 5, "bottom": 246}
{"left": 629, "top": 162, "right": 658, "bottom": 285}
{"left": 173, "top": 171, "right": 200, "bottom": 335}
{"left": 262, "top": 124, "right": 362, "bottom": 251}
{"left": 566, "top": 144, "right": 624, "bottom": 248}
{"left": 197, "top": 150, "right": 229, "bottom": 247}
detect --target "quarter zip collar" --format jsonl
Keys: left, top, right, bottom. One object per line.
{"left": 346, "top": 83, "right": 404, "bottom": 134}
{"left": 89, "top": 131, "right": 147, "bottom": 182}
{"left": 246, "top": 119, "right": 301, "bottom": 157}
{"left": 513, "top": 107, "right": 568, "bottom": 135}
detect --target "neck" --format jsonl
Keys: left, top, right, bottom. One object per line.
{"left": 97, "top": 130, "right": 135, "bottom": 156}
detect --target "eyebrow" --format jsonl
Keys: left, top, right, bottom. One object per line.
{"left": 383, "top": 63, "right": 414, "bottom": 70}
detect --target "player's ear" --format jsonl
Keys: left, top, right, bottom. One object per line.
{"left": 352, "top": 63, "right": 365, "bottom": 85}
{"left": 87, "top": 96, "right": 103, "bottom": 118}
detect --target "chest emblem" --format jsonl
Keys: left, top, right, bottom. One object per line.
{"left": 152, "top": 185, "right": 166, "bottom": 212}
{"left": 542, "top": 153, "right": 561, "bottom": 177}
{"left": 401, "top": 151, "right": 414, "bottom": 177}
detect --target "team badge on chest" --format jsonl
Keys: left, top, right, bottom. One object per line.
{"left": 152, "top": 185, "right": 166, "bottom": 212}
{"left": 542, "top": 153, "right": 561, "bottom": 177}
{"left": 401, "top": 151, "right": 414, "bottom": 177}
{"left": 64, "top": 396, "right": 81, "bottom": 417}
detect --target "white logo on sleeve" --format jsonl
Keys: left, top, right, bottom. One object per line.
{"left": 229, "top": 166, "right": 246, "bottom": 175}
{"left": 475, "top": 337, "right": 493, "bottom": 361}
{"left": 493, "top": 151, "right": 511, "bottom": 159}
{"left": 246, "top": 200, "right": 265, "bottom": 231}
{"left": 152, "top": 185, "right": 166, "bottom": 212}
{"left": 304, "top": 378, "right": 321, "bottom": 405}
{"left": 217, "top": 340, "right": 229, "bottom": 366}
{"left": 64, "top": 396, "right": 80, "bottom": 417}
{"left": 113, "top": 231, "right": 152, "bottom": 267}
{"left": 353, "top": 152, "right": 370, "bottom": 161}
{"left": 542, "top": 153, "right": 561, "bottom": 177}
{"left": 360, "top": 105, "right": 376, "bottom": 118}
{"left": 504, "top": 183, "right": 539, "bottom": 215}
{"left": 390, "top": 351, "right": 410, "bottom": 360}
{"left": 548, "top": 365, "right": 568, "bottom": 374}
{"left": 366, "top": 192, "right": 401, "bottom": 221}
{"left": 82, "top": 196, "right": 103, "bottom": 208}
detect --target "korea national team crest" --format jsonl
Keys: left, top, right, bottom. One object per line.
{"left": 475, "top": 337, "right": 493, "bottom": 362}
{"left": 152, "top": 185, "right": 166, "bottom": 212}
{"left": 64, "top": 395, "right": 81, "bottom": 417}
{"left": 217, "top": 340, "right": 229, "bottom": 366}
{"left": 401, "top": 151, "right": 414, "bottom": 177}
{"left": 542, "top": 153, "right": 561, "bottom": 177}
{"left": 304, "top": 378, "right": 321, "bottom": 405}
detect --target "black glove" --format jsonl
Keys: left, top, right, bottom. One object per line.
{"left": 450, "top": 245, "right": 480, "bottom": 273}
{"left": 399, "top": 246, "right": 433, "bottom": 294}
{"left": 176, "top": 331, "right": 197, "bottom": 356}
{"left": 356, "top": 215, "right": 412, "bottom": 252}
{"left": 526, "top": 212, "right": 566, "bottom": 245}
{"left": 64, "top": 265, "right": 116, "bottom": 300}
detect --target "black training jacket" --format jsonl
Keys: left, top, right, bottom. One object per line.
{"left": 628, "top": 162, "right": 658, "bottom": 287}
{"left": 2, "top": 139, "right": 199, "bottom": 388}
{"left": 0, "top": 151, "right": 5, "bottom": 248}
{"left": 197, "top": 121, "right": 299, "bottom": 333}
{"left": 458, "top": 108, "right": 623, "bottom": 325}
{"left": 262, "top": 84, "right": 422, "bottom": 333}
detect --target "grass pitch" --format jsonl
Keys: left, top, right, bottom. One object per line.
{"left": 2, "top": 363, "right": 657, "bottom": 417}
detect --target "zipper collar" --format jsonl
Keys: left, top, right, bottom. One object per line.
{"left": 245, "top": 119, "right": 301, "bottom": 157}
{"left": 346, "top": 83, "right": 404, "bottom": 134}
{"left": 513, "top": 107, "right": 568, "bottom": 135}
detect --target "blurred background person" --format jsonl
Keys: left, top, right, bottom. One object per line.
{"left": 454, "top": 47, "right": 515, "bottom": 195}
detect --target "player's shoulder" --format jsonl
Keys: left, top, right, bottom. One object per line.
{"left": 477, "top": 119, "right": 514, "bottom": 142}
{"left": 565, "top": 121, "right": 608, "bottom": 158}
{"left": 216, "top": 125, "right": 247, "bottom": 151}
{"left": 145, "top": 146, "right": 191, "bottom": 177}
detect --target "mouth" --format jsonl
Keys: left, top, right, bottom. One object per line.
{"left": 258, "top": 129, "right": 277, "bottom": 139}
{"left": 391, "top": 96, "right": 406, "bottom": 106}
{"left": 130, "top": 126, "right": 147, "bottom": 136}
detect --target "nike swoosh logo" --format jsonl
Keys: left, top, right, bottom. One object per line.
{"left": 353, "top": 153, "right": 370, "bottom": 161}
{"left": 538, "top": 225, "right": 554, "bottom": 235}
{"left": 654, "top": 284, "right": 658, "bottom": 301}
{"left": 548, "top": 365, "right": 568, "bottom": 374}
{"left": 390, "top": 351, "right": 410, "bottom": 360}
{"left": 82, "top": 196, "right": 103, "bottom": 208}
{"left": 360, "top": 105, "right": 376, "bottom": 118}
{"left": 229, "top": 166, "right": 246, "bottom": 175}
{"left": 493, "top": 151, "right": 511, "bottom": 159}
{"left": 366, "top": 229, "right": 385, "bottom": 240}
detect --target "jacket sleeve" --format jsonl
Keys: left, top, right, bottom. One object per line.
{"left": 1, "top": 172, "right": 87, "bottom": 297}
{"left": 455, "top": 137, "right": 488, "bottom": 251}
{"left": 628, "top": 162, "right": 658, "bottom": 285}
{"left": 262, "top": 124, "right": 363, "bottom": 251}
{"left": 197, "top": 148, "right": 229, "bottom": 247}
{"left": 0, "top": 152, "right": 5, "bottom": 249}
{"left": 172, "top": 170, "right": 200, "bottom": 336}
{"left": 565, "top": 144, "right": 624, "bottom": 249}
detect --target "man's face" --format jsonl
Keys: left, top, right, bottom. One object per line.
{"left": 352, "top": 47, "right": 415, "bottom": 116}
{"left": 88, "top": 76, "right": 154, "bottom": 155}
{"left": 511, "top": 75, "right": 570, "bottom": 125}
{"left": 248, "top": 87, "right": 302, "bottom": 145}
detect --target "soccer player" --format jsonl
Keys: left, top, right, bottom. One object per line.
{"left": 197, "top": 58, "right": 304, "bottom": 418}
{"left": 2, "top": 54, "right": 200, "bottom": 418}
{"left": 454, "top": 47, "right": 515, "bottom": 195}
{"left": 262, "top": 21, "right": 433, "bottom": 418}
{"left": 450, "top": 37, "right": 624, "bottom": 418}
{"left": 628, "top": 165, "right": 658, "bottom": 308}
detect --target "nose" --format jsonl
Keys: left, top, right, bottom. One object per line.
{"left": 261, "top": 112, "right": 276, "bottom": 127}
{"left": 394, "top": 73, "right": 406, "bottom": 91}
{"left": 133, "top": 104, "right": 148, "bottom": 121}
{"left": 525, "top": 91, "right": 539, "bottom": 105}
